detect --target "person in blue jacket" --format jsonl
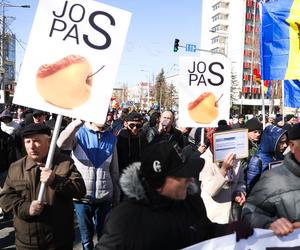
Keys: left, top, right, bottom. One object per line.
{"left": 246, "top": 125, "right": 288, "bottom": 194}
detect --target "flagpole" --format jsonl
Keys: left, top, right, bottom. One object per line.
{"left": 281, "top": 80, "right": 284, "bottom": 123}
{"left": 261, "top": 80, "right": 266, "bottom": 129}
{"left": 259, "top": 1, "right": 266, "bottom": 129}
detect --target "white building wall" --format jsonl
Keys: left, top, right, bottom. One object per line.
{"left": 200, "top": 0, "right": 246, "bottom": 90}
{"left": 227, "top": 0, "right": 246, "bottom": 91}
{"left": 200, "top": 0, "right": 213, "bottom": 53}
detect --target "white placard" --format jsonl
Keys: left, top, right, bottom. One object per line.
{"left": 0, "top": 90, "right": 4, "bottom": 104}
{"left": 13, "top": 0, "right": 131, "bottom": 124}
{"left": 184, "top": 228, "right": 300, "bottom": 250}
{"left": 178, "top": 55, "right": 231, "bottom": 128}
{"left": 213, "top": 129, "right": 248, "bottom": 162}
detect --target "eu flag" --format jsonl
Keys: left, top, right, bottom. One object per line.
{"left": 261, "top": 0, "right": 300, "bottom": 80}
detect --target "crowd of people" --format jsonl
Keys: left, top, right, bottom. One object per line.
{"left": 0, "top": 104, "right": 299, "bottom": 249}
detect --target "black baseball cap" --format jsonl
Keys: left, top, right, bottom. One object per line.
{"left": 140, "top": 142, "right": 205, "bottom": 180}
{"left": 124, "top": 111, "right": 143, "bottom": 122}
{"left": 32, "top": 109, "right": 45, "bottom": 117}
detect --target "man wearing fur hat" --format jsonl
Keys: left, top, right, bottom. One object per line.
{"left": 96, "top": 142, "right": 253, "bottom": 250}
{"left": 242, "top": 123, "right": 300, "bottom": 236}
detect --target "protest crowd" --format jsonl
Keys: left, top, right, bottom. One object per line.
{"left": 0, "top": 104, "right": 299, "bottom": 250}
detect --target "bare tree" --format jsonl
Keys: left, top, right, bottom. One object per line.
{"left": 154, "top": 69, "right": 167, "bottom": 109}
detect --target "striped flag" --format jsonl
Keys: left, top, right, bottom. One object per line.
{"left": 264, "top": 80, "right": 272, "bottom": 97}
{"left": 261, "top": 0, "right": 300, "bottom": 80}
{"left": 284, "top": 80, "right": 300, "bottom": 107}
{"left": 253, "top": 68, "right": 272, "bottom": 97}
{"left": 253, "top": 68, "right": 261, "bottom": 83}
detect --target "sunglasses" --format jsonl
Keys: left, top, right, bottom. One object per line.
{"left": 128, "top": 123, "right": 143, "bottom": 129}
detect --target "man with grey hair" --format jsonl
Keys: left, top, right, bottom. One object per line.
{"left": 146, "top": 110, "right": 186, "bottom": 149}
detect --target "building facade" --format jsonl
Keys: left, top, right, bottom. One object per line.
{"left": 1, "top": 31, "right": 17, "bottom": 105}
{"left": 127, "top": 82, "right": 153, "bottom": 110}
{"left": 200, "top": 0, "right": 280, "bottom": 114}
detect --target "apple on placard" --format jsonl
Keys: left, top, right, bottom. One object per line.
{"left": 188, "top": 92, "right": 219, "bottom": 124}
{"left": 36, "top": 55, "right": 93, "bottom": 109}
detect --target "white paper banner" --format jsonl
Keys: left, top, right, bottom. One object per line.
{"left": 13, "top": 0, "right": 131, "bottom": 124}
{"left": 178, "top": 55, "right": 231, "bottom": 128}
{"left": 184, "top": 228, "right": 300, "bottom": 250}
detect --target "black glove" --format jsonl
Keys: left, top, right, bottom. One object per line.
{"left": 227, "top": 221, "right": 254, "bottom": 242}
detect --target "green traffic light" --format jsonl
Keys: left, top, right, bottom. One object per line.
{"left": 173, "top": 38, "right": 179, "bottom": 52}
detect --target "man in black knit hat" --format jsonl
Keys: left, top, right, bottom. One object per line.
{"left": 245, "top": 117, "right": 263, "bottom": 157}
{"left": 241, "top": 117, "right": 263, "bottom": 180}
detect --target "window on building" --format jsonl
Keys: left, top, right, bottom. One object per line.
{"left": 212, "top": 13, "right": 228, "bottom": 22}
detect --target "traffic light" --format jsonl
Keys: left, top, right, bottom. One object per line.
{"left": 173, "top": 38, "right": 180, "bottom": 52}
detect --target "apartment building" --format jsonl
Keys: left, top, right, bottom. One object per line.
{"left": 200, "top": 0, "right": 280, "bottom": 114}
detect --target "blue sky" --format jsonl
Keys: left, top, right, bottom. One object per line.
{"left": 9, "top": 0, "right": 202, "bottom": 87}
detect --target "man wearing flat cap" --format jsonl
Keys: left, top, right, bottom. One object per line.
{"left": 96, "top": 142, "right": 253, "bottom": 250}
{"left": 0, "top": 123, "right": 86, "bottom": 250}
{"left": 242, "top": 123, "right": 300, "bottom": 236}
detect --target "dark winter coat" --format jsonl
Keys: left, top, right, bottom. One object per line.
{"left": 242, "top": 152, "right": 300, "bottom": 228}
{"left": 246, "top": 125, "right": 287, "bottom": 193}
{"left": 96, "top": 163, "right": 228, "bottom": 250}
{"left": 146, "top": 126, "right": 187, "bottom": 149}
{"left": 0, "top": 153, "right": 86, "bottom": 249}
{"left": 117, "top": 128, "right": 146, "bottom": 174}
{"left": 0, "top": 128, "right": 16, "bottom": 173}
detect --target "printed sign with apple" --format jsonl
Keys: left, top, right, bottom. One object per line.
{"left": 178, "top": 55, "right": 231, "bottom": 128}
{"left": 13, "top": 0, "right": 131, "bottom": 124}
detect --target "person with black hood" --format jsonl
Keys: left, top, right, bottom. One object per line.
{"left": 117, "top": 111, "right": 147, "bottom": 175}
{"left": 246, "top": 125, "right": 288, "bottom": 194}
{"left": 96, "top": 142, "right": 253, "bottom": 250}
